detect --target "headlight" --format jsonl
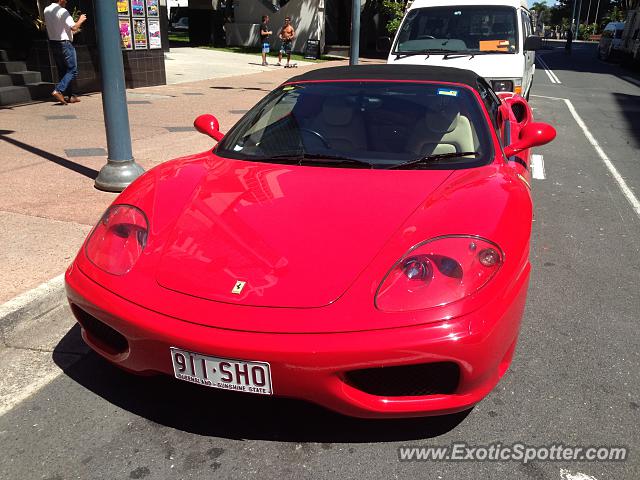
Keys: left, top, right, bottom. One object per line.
{"left": 491, "top": 80, "right": 514, "bottom": 92}
{"left": 85, "top": 204, "right": 148, "bottom": 275}
{"left": 490, "top": 78, "right": 523, "bottom": 95}
{"left": 375, "top": 235, "right": 503, "bottom": 312}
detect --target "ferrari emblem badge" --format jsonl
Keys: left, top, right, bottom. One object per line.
{"left": 232, "top": 281, "right": 246, "bottom": 294}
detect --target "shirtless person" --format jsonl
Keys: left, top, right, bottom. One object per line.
{"left": 277, "top": 17, "right": 295, "bottom": 67}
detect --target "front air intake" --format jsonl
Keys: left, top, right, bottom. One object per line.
{"left": 344, "top": 362, "right": 460, "bottom": 397}
{"left": 70, "top": 304, "right": 128, "bottom": 355}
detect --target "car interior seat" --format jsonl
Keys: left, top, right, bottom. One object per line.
{"left": 406, "top": 99, "right": 477, "bottom": 156}
{"left": 308, "top": 97, "right": 367, "bottom": 151}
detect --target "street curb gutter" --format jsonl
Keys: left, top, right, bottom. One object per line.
{"left": 0, "top": 274, "right": 66, "bottom": 334}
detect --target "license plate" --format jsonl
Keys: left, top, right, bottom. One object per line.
{"left": 170, "top": 347, "right": 273, "bottom": 395}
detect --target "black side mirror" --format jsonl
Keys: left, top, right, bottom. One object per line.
{"left": 524, "top": 35, "right": 542, "bottom": 51}
{"left": 377, "top": 36, "right": 392, "bottom": 53}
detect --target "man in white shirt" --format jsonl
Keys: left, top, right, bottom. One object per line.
{"left": 43, "top": 0, "right": 86, "bottom": 104}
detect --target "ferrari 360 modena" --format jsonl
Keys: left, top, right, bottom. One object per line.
{"left": 66, "top": 65, "right": 555, "bottom": 418}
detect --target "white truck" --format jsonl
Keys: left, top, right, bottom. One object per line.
{"left": 387, "top": 0, "right": 540, "bottom": 99}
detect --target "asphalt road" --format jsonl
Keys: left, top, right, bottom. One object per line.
{"left": 1, "top": 44, "right": 639, "bottom": 480}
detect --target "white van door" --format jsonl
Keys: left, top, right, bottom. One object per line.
{"left": 521, "top": 9, "right": 535, "bottom": 96}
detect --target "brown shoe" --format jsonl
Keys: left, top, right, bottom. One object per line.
{"left": 52, "top": 91, "right": 67, "bottom": 104}
{"left": 67, "top": 96, "right": 81, "bottom": 104}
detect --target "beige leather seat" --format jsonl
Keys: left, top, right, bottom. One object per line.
{"left": 308, "top": 97, "right": 367, "bottom": 151}
{"left": 406, "top": 101, "right": 477, "bottom": 156}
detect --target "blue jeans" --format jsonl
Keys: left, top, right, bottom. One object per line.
{"left": 51, "top": 40, "right": 78, "bottom": 96}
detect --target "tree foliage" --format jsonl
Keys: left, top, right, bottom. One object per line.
{"left": 380, "top": 0, "right": 407, "bottom": 36}
{"left": 543, "top": 0, "right": 636, "bottom": 34}
{"left": 531, "top": 2, "right": 551, "bottom": 24}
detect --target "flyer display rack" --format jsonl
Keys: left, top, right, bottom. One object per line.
{"left": 118, "top": 0, "right": 161, "bottom": 50}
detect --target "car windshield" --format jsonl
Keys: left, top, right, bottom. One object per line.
{"left": 393, "top": 6, "right": 519, "bottom": 54}
{"left": 216, "top": 81, "right": 493, "bottom": 170}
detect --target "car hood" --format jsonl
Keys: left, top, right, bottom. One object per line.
{"left": 388, "top": 53, "right": 525, "bottom": 79}
{"left": 155, "top": 158, "right": 453, "bottom": 308}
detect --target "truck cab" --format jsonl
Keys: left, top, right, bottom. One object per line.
{"left": 387, "top": 0, "right": 540, "bottom": 99}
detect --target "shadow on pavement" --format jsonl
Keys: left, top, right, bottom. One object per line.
{"left": 0, "top": 130, "right": 99, "bottom": 179}
{"left": 53, "top": 325, "right": 471, "bottom": 442}
{"left": 538, "top": 41, "right": 640, "bottom": 80}
{"left": 611, "top": 92, "right": 640, "bottom": 149}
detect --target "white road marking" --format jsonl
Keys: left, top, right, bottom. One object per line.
{"left": 564, "top": 98, "right": 640, "bottom": 220}
{"left": 547, "top": 64, "right": 561, "bottom": 84}
{"left": 620, "top": 75, "right": 640, "bottom": 88}
{"left": 539, "top": 61, "right": 558, "bottom": 83}
{"left": 560, "top": 469, "right": 599, "bottom": 480}
{"left": 531, "top": 154, "right": 546, "bottom": 179}
{"left": 531, "top": 94, "right": 566, "bottom": 101}
{"left": 536, "top": 55, "right": 562, "bottom": 84}
{"left": 0, "top": 361, "right": 66, "bottom": 416}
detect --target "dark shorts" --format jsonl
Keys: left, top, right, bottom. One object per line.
{"left": 280, "top": 41, "right": 292, "bottom": 54}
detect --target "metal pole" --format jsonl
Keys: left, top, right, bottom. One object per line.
{"left": 594, "top": 0, "right": 602, "bottom": 26}
{"left": 576, "top": 0, "right": 583, "bottom": 28}
{"left": 94, "top": 0, "right": 144, "bottom": 192}
{"left": 586, "top": 0, "right": 593, "bottom": 25}
{"left": 571, "top": 0, "right": 578, "bottom": 31}
{"left": 349, "top": 0, "right": 361, "bottom": 65}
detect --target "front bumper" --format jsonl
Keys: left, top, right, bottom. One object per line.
{"left": 65, "top": 263, "right": 529, "bottom": 419}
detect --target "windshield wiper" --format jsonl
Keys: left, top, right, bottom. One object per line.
{"left": 266, "top": 154, "right": 305, "bottom": 164}
{"left": 443, "top": 50, "right": 512, "bottom": 59}
{"left": 393, "top": 49, "right": 433, "bottom": 60}
{"left": 266, "top": 153, "right": 374, "bottom": 169}
{"left": 388, "top": 151, "right": 480, "bottom": 170}
{"left": 443, "top": 51, "right": 476, "bottom": 59}
{"left": 301, "top": 153, "right": 374, "bottom": 169}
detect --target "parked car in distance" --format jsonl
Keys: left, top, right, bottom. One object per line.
{"left": 171, "top": 16, "right": 188, "bottom": 31}
{"left": 65, "top": 65, "right": 556, "bottom": 419}
{"left": 598, "top": 21, "right": 625, "bottom": 60}
{"left": 386, "top": 0, "right": 541, "bottom": 100}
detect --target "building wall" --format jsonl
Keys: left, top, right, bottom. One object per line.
{"left": 225, "top": 0, "right": 324, "bottom": 53}
{"left": 27, "top": 0, "right": 166, "bottom": 92}
{"left": 621, "top": 7, "right": 640, "bottom": 60}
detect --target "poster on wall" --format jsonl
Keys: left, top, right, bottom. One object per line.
{"left": 133, "top": 18, "right": 148, "bottom": 49}
{"left": 146, "top": 0, "right": 159, "bottom": 17}
{"left": 119, "top": 18, "right": 133, "bottom": 50}
{"left": 131, "top": 0, "right": 144, "bottom": 16}
{"left": 147, "top": 18, "right": 161, "bottom": 49}
{"left": 117, "top": 0, "right": 129, "bottom": 16}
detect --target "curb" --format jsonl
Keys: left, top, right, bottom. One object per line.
{"left": 0, "top": 274, "right": 66, "bottom": 334}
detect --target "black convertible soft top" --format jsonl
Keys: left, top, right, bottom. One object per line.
{"left": 286, "top": 64, "right": 483, "bottom": 91}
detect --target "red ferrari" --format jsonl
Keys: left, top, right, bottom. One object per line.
{"left": 66, "top": 65, "right": 555, "bottom": 418}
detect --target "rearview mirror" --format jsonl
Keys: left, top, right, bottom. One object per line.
{"left": 524, "top": 35, "right": 542, "bottom": 51}
{"left": 504, "top": 122, "right": 556, "bottom": 157}
{"left": 194, "top": 114, "right": 224, "bottom": 141}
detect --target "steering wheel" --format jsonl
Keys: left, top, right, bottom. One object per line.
{"left": 299, "top": 128, "right": 331, "bottom": 149}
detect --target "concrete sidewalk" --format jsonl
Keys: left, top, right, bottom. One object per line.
{"left": 0, "top": 48, "right": 381, "bottom": 305}
{"left": 164, "top": 46, "right": 314, "bottom": 84}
